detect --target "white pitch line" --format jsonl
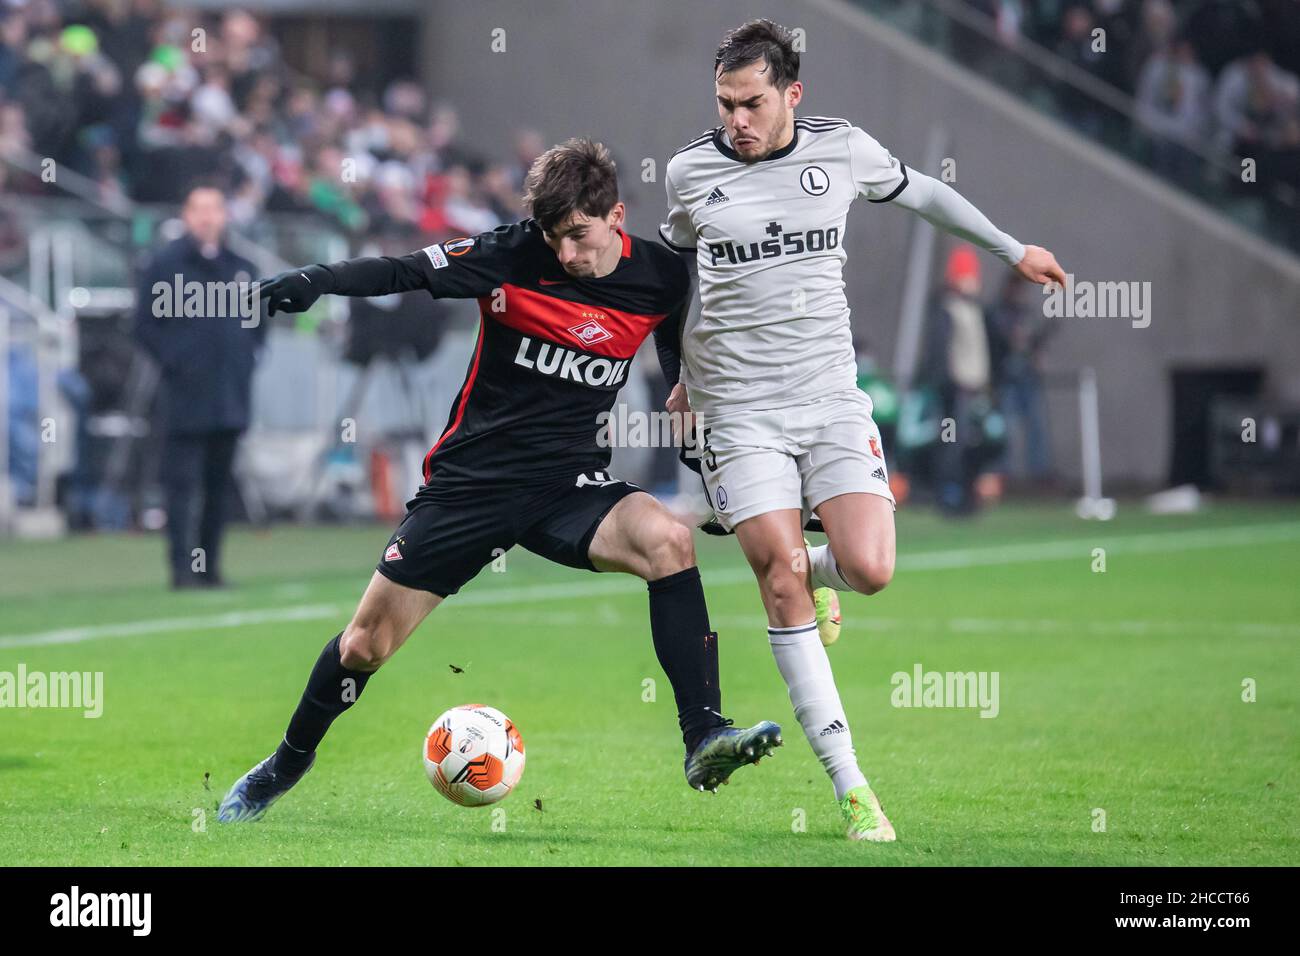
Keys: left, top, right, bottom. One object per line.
{"left": 0, "top": 604, "right": 343, "bottom": 650}
{"left": 943, "top": 616, "right": 1300, "bottom": 638}
{"left": 1, "top": 521, "right": 1297, "bottom": 649}
{"left": 896, "top": 520, "right": 1300, "bottom": 570}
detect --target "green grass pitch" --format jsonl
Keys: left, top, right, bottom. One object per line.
{"left": 1, "top": 501, "right": 1296, "bottom": 866}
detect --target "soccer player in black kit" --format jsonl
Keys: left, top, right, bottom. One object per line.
{"left": 219, "top": 139, "right": 781, "bottom": 822}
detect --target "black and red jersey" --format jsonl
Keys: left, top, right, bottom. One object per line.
{"left": 316, "top": 219, "right": 690, "bottom": 488}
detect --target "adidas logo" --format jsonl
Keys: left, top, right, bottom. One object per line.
{"left": 704, "top": 186, "right": 729, "bottom": 206}
{"left": 871, "top": 466, "right": 887, "bottom": 482}
{"left": 819, "top": 719, "right": 847, "bottom": 737}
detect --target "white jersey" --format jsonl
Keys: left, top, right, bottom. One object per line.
{"left": 660, "top": 116, "right": 910, "bottom": 416}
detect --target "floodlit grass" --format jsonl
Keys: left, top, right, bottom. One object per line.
{"left": 1, "top": 502, "right": 1295, "bottom": 865}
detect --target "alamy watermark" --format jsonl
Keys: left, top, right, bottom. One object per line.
{"left": 596, "top": 403, "right": 704, "bottom": 458}
{"left": 150, "top": 274, "right": 262, "bottom": 328}
{"left": 0, "top": 664, "right": 103, "bottom": 718}
{"left": 1043, "top": 273, "right": 1151, "bottom": 329}
{"left": 890, "top": 663, "right": 999, "bottom": 718}
{"left": 49, "top": 886, "right": 150, "bottom": 935}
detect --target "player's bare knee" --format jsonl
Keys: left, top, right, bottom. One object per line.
{"left": 665, "top": 520, "right": 698, "bottom": 570}
{"left": 841, "top": 553, "right": 894, "bottom": 595}
{"left": 340, "top": 622, "right": 390, "bottom": 672}
{"left": 646, "top": 518, "right": 695, "bottom": 578}
{"left": 761, "top": 568, "right": 813, "bottom": 624}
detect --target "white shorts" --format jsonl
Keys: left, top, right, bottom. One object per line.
{"left": 697, "top": 390, "right": 895, "bottom": 532}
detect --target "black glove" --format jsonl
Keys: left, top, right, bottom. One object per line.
{"left": 255, "top": 264, "right": 332, "bottom": 316}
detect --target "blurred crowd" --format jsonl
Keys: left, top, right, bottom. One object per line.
{"left": 0, "top": 1, "right": 553, "bottom": 534}
{"left": 4, "top": 1, "right": 1296, "bottom": 236}
{"left": 958, "top": 1, "right": 1300, "bottom": 215}
{"left": 2, "top": 0, "right": 1295, "bottom": 528}
{"left": 0, "top": 0, "right": 542, "bottom": 240}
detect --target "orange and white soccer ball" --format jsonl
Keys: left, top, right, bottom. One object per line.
{"left": 423, "top": 704, "right": 525, "bottom": 807}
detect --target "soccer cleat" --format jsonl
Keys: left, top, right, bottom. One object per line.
{"left": 217, "top": 752, "right": 315, "bottom": 823}
{"left": 806, "top": 538, "right": 842, "bottom": 646}
{"left": 839, "top": 784, "right": 896, "bottom": 842}
{"left": 685, "top": 719, "right": 783, "bottom": 792}
{"left": 814, "top": 586, "right": 842, "bottom": 646}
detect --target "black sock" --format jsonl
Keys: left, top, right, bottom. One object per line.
{"left": 274, "top": 633, "right": 372, "bottom": 774}
{"left": 647, "top": 567, "right": 724, "bottom": 754}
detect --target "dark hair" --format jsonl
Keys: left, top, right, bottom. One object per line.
{"left": 522, "top": 138, "right": 619, "bottom": 233}
{"left": 182, "top": 177, "right": 228, "bottom": 203}
{"left": 715, "top": 18, "right": 800, "bottom": 89}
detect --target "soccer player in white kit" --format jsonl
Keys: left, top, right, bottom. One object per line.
{"left": 657, "top": 19, "right": 1066, "bottom": 841}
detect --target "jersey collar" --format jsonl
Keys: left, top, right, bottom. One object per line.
{"left": 712, "top": 124, "right": 799, "bottom": 164}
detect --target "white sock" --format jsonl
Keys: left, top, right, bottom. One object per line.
{"left": 768, "top": 622, "right": 869, "bottom": 801}
{"left": 808, "top": 543, "right": 851, "bottom": 592}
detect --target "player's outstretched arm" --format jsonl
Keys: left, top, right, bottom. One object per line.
{"left": 254, "top": 256, "right": 431, "bottom": 316}
{"left": 254, "top": 225, "right": 521, "bottom": 316}
{"left": 891, "top": 170, "right": 1065, "bottom": 287}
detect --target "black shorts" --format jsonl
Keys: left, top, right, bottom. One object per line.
{"left": 374, "top": 470, "right": 641, "bottom": 598}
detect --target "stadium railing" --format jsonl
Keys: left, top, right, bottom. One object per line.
{"left": 0, "top": 271, "right": 68, "bottom": 537}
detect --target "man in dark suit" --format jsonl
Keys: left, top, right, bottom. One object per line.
{"left": 135, "top": 183, "right": 266, "bottom": 588}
